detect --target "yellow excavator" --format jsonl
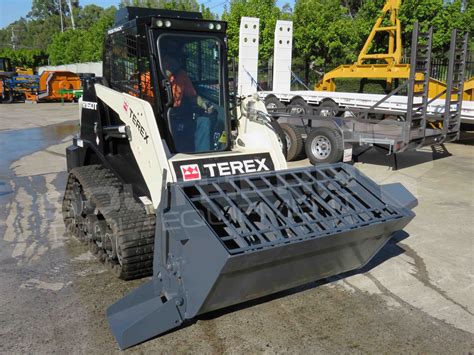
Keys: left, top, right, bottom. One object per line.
{"left": 315, "top": 0, "right": 471, "bottom": 100}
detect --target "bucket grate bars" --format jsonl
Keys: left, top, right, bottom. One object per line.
{"left": 178, "top": 163, "right": 405, "bottom": 254}
{"left": 108, "top": 162, "right": 417, "bottom": 350}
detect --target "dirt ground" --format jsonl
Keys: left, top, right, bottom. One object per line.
{"left": 0, "top": 102, "right": 473, "bottom": 353}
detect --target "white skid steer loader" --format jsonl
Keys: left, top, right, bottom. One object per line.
{"left": 62, "top": 7, "right": 417, "bottom": 349}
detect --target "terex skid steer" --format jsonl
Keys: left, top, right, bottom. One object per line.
{"left": 63, "top": 7, "right": 417, "bottom": 349}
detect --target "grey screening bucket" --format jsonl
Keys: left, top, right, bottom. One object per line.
{"left": 107, "top": 163, "right": 417, "bottom": 349}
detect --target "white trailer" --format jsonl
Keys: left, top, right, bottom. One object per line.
{"left": 258, "top": 90, "right": 474, "bottom": 124}
{"left": 235, "top": 19, "right": 469, "bottom": 165}
{"left": 256, "top": 19, "right": 473, "bottom": 124}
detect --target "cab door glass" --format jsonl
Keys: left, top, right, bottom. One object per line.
{"left": 158, "top": 35, "right": 227, "bottom": 153}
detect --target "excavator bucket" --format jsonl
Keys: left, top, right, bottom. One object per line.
{"left": 107, "top": 163, "right": 417, "bottom": 349}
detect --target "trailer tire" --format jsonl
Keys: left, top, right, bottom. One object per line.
{"left": 305, "top": 127, "right": 343, "bottom": 165}
{"left": 280, "top": 123, "right": 305, "bottom": 161}
{"left": 264, "top": 96, "right": 285, "bottom": 110}
{"left": 264, "top": 117, "right": 288, "bottom": 158}
{"left": 318, "top": 99, "right": 342, "bottom": 117}
{"left": 289, "top": 97, "right": 310, "bottom": 115}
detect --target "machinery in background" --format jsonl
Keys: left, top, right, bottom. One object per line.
{"left": 24, "top": 70, "right": 82, "bottom": 103}
{"left": 15, "top": 66, "right": 34, "bottom": 75}
{"left": 62, "top": 7, "right": 417, "bottom": 349}
{"left": 0, "top": 57, "right": 81, "bottom": 103}
{"left": 314, "top": 0, "right": 468, "bottom": 100}
{"left": 261, "top": 23, "right": 468, "bottom": 164}
{"left": 464, "top": 77, "right": 474, "bottom": 101}
{"left": 0, "top": 57, "right": 32, "bottom": 103}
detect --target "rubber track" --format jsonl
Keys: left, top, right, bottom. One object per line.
{"left": 62, "top": 165, "right": 155, "bottom": 280}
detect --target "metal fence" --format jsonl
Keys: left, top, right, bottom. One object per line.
{"left": 430, "top": 56, "right": 473, "bottom": 82}
{"left": 257, "top": 53, "right": 473, "bottom": 92}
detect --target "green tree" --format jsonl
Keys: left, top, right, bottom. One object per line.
{"left": 119, "top": 0, "right": 216, "bottom": 18}
{"left": 76, "top": 4, "right": 104, "bottom": 29}
{"left": 47, "top": 6, "right": 116, "bottom": 64}
{"left": 47, "top": 29, "right": 85, "bottom": 64}
{"left": 81, "top": 6, "right": 117, "bottom": 62}
{"left": 341, "top": 0, "right": 363, "bottom": 19}
{"left": 0, "top": 16, "right": 64, "bottom": 51}
{"left": 28, "top": 0, "right": 79, "bottom": 21}
{"left": 0, "top": 48, "right": 47, "bottom": 68}
{"left": 400, "top": 0, "right": 474, "bottom": 54}
{"left": 351, "top": 0, "right": 386, "bottom": 57}
{"left": 222, "top": 0, "right": 283, "bottom": 61}
{"left": 293, "top": 0, "right": 359, "bottom": 65}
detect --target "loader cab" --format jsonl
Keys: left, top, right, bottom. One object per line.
{"left": 103, "top": 7, "right": 230, "bottom": 155}
{"left": 157, "top": 33, "right": 228, "bottom": 153}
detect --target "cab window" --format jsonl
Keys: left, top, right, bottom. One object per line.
{"left": 158, "top": 35, "right": 228, "bottom": 153}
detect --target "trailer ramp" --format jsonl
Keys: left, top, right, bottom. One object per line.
{"left": 107, "top": 163, "right": 417, "bottom": 349}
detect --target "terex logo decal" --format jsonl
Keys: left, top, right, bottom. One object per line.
{"left": 173, "top": 153, "right": 274, "bottom": 182}
{"left": 124, "top": 101, "right": 149, "bottom": 144}
{"left": 181, "top": 164, "right": 201, "bottom": 181}
{"left": 203, "top": 159, "right": 269, "bottom": 177}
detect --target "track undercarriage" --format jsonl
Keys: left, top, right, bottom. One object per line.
{"left": 62, "top": 165, "right": 155, "bottom": 280}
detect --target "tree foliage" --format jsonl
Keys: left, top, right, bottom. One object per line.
{"left": 47, "top": 6, "right": 116, "bottom": 64}
{"left": 119, "top": 0, "right": 215, "bottom": 19}
{"left": 222, "top": 0, "right": 288, "bottom": 61}
{"left": 0, "top": 0, "right": 472, "bottom": 69}
{"left": 293, "top": 0, "right": 360, "bottom": 65}
{"left": 0, "top": 48, "right": 47, "bottom": 68}
{"left": 290, "top": 0, "right": 473, "bottom": 65}
{"left": 399, "top": 0, "right": 473, "bottom": 54}
{"left": 27, "top": 0, "right": 78, "bottom": 21}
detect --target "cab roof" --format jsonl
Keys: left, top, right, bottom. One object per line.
{"left": 114, "top": 6, "right": 203, "bottom": 26}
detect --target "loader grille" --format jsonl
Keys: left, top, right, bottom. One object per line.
{"left": 179, "top": 163, "right": 406, "bottom": 254}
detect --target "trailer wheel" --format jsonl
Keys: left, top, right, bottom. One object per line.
{"left": 280, "top": 123, "right": 305, "bottom": 161}
{"left": 289, "top": 97, "right": 310, "bottom": 115}
{"left": 318, "top": 99, "right": 341, "bottom": 117}
{"left": 305, "top": 127, "right": 343, "bottom": 165}
{"left": 268, "top": 119, "right": 288, "bottom": 158}
{"left": 264, "top": 96, "right": 285, "bottom": 111}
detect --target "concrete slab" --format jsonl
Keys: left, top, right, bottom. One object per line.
{"left": 0, "top": 102, "right": 78, "bottom": 131}
{"left": 0, "top": 104, "right": 473, "bottom": 353}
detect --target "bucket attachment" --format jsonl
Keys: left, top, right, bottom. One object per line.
{"left": 107, "top": 163, "right": 417, "bottom": 349}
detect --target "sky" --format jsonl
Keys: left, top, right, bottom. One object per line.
{"left": 0, "top": 0, "right": 118, "bottom": 28}
{"left": 0, "top": 0, "right": 292, "bottom": 29}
